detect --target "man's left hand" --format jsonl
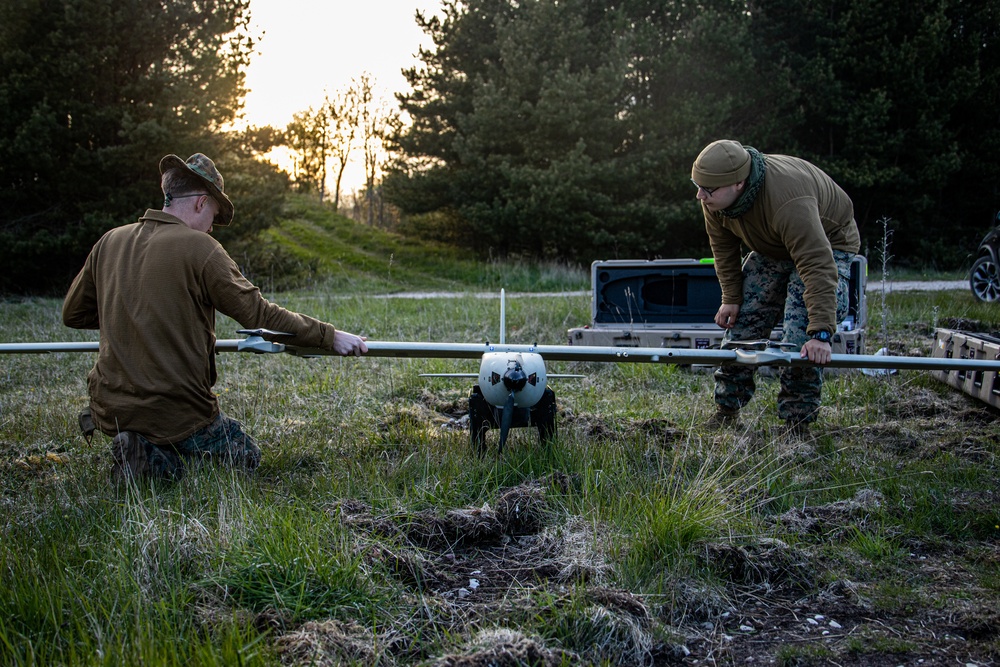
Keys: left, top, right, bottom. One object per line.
{"left": 333, "top": 331, "right": 369, "bottom": 357}
{"left": 800, "top": 339, "right": 832, "bottom": 364}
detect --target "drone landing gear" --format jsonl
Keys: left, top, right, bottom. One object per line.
{"left": 468, "top": 385, "right": 557, "bottom": 454}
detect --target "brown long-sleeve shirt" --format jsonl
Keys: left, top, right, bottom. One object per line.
{"left": 63, "top": 210, "right": 338, "bottom": 444}
{"left": 702, "top": 154, "right": 861, "bottom": 335}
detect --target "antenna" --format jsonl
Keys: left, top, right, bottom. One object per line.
{"left": 500, "top": 288, "right": 506, "bottom": 344}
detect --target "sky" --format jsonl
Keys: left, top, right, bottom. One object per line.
{"left": 241, "top": 0, "right": 442, "bottom": 191}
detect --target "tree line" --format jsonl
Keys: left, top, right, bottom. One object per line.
{"left": 0, "top": 0, "right": 401, "bottom": 294}
{"left": 384, "top": 0, "right": 1000, "bottom": 268}
{"left": 0, "top": 0, "right": 290, "bottom": 294}
{"left": 2, "top": 0, "right": 998, "bottom": 295}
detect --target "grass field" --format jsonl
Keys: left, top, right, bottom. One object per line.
{"left": 1, "top": 202, "right": 998, "bottom": 666}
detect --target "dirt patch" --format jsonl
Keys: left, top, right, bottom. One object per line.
{"left": 302, "top": 476, "right": 1000, "bottom": 666}
{"left": 770, "top": 488, "right": 885, "bottom": 538}
{"left": 340, "top": 483, "right": 607, "bottom": 596}
{"left": 296, "top": 363, "right": 1000, "bottom": 664}
{"left": 324, "top": 482, "right": 664, "bottom": 664}
{"left": 418, "top": 388, "right": 470, "bottom": 421}
{"left": 336, "top": 482, "right": 552, "bottom": 553}
{"left": 559, "top": 411, "right": 685, "bottom": 444}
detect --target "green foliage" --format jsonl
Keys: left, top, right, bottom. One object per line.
{"left": 846, "top": 525, "right": 906, "bottom": 563}
{"left": 284, "top": 107, "right": 329, "bottom": 195}
{"left": 215, "top": 131, "right": 292, "bottom": 243}
{"left": 0, "top": 0, "right": 289, "bottom": 296}
{"left": 208, "top": 506, "right": 378, "bottom": 623}
{"left": 387, "top": 0, "right": 708, "bottom": 262}
{"left": 775, "top": 643, "right": 835, "bottom": 666}
{"left": 238, "top": 194, "right": 589, "bottom": 293}
{"left": 386, "top": 0, "right": 1000, "bottom": 267}
{"left": 750, "top": 0, "right": 1000, "bottom": 264}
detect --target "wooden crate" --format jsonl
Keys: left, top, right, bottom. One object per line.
{"left": 931, "top": 328, "right": 1000, "bottom": 409}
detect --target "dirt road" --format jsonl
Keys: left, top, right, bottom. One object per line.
{"left": 867, "top": 280, "right": 966, "bottom": 292}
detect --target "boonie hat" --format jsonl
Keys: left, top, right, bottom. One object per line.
{"left": 159, "top": 153, "right": 234, "bottom": 226}
{"left": 691, "top": 140, "right": 752, "bottom": 188}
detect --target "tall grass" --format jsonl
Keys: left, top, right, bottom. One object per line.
{"left": 2, "top": 258, "right": 999, "bottom": 663}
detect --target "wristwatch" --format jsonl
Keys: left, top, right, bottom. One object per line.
{"left": 811, "top": 330, "right": 832, "bottom": 343}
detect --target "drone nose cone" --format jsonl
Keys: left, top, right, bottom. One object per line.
{"left": 479, "top": 352, "right": 546, "bottom": 408}
{"left": 503, "top": 365, "right": 528, "bottom": 392}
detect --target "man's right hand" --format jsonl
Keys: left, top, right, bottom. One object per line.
{"left": 333, "top": 331, "right": 368, "bottom": 357}
{"left": 715, "top": 304, "right": 741, "bottom": 329}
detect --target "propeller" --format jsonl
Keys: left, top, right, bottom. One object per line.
{"left": 497, "top": 360, "right": 528, "bottom": 452}
{"left": 498, "top": 391, "right": 515, "bottom": 453}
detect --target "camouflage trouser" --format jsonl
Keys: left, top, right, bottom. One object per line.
{"left": 130, "top": 413, "right": 261, "bottom": 479}
{"left": 714, "top": 250, "right": 854, "bottom": 423}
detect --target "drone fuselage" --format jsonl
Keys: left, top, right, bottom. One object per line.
{"left": 477, "top": 351, "right": 547, "bottom": 409}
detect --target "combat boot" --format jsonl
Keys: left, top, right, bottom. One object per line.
{"left": 781, "top": 419, "right": 811, "bottom": 439}
{"left": 703, "top": 407, "right": 741, "bottom": 430}
{"left": 111, "top": 431, "right": 149, "bottom": 482}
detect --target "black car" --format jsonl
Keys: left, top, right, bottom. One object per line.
{"left": 970, "top": 211, "right": 1000, "bottom": 302}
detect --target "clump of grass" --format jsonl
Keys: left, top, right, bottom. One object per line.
{"left": 208, "top": 507, "right": 377, "bottom": 624}
{"left": 606, "top": 431, "right": 777, "bottom": 591}
{"left": 775, "top": 643, "right": 835, "bottom": 665}
{"left": 845, "top": 634, "right": 920, "bottom": 657}
{"left": 846, "top": 525, "right": 906, "bottom": 563}
{"left": 529, "top": 590, "right": 654, "bottom": 665}
{"left": 619, "top": 475, "right": 739, "bottom": 581}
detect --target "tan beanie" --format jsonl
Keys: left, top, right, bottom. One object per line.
{"left": 691, "top": 140, "right": 751, "bottom": 188}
